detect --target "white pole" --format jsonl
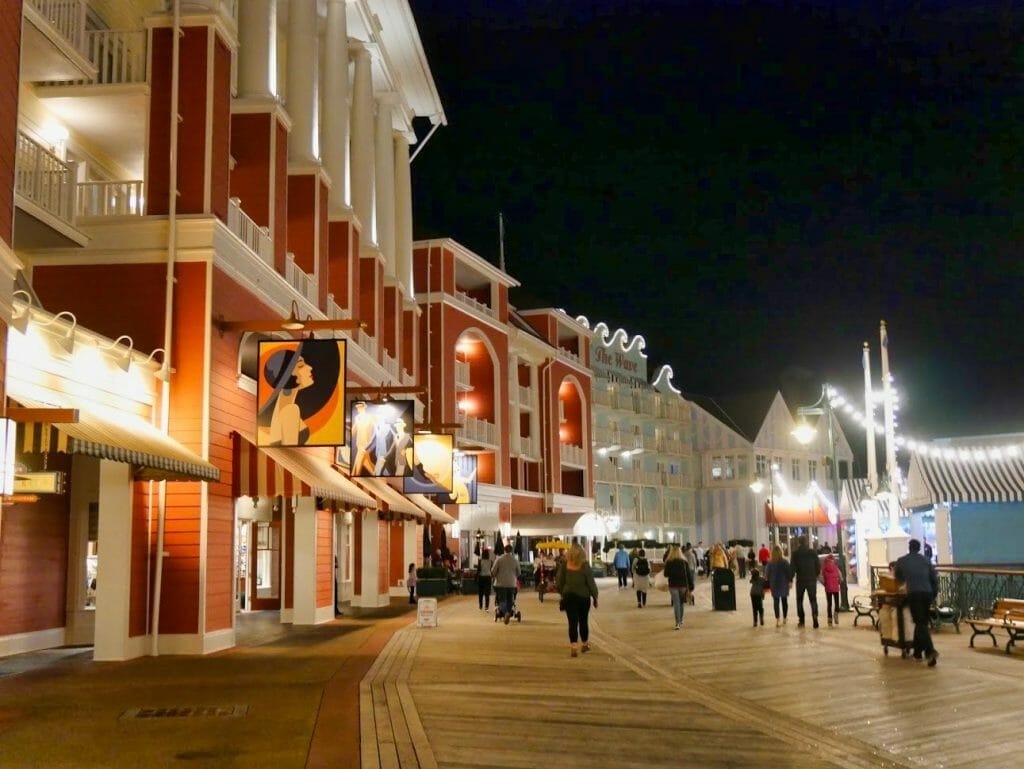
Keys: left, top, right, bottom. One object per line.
{"left": 863, "top": 342, "right": 878, "bottom": 494}
{"left": 879, "top": 321, "right": 897, "bottom": 485}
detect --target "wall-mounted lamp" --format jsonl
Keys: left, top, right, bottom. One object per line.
{"left": 144, "top": 348, "right": 172, "bottom": 382}
{"left": 99, "top": 335, "right": 134, "bottom": 372}
{"left": 10, "top": 290, "right": 32, "bottom": 335}
{"left": 35, "top": 311, "right": 77, "bottom": 355}
{"left": 216, "top": 299, "right": 366, "bottom": 335}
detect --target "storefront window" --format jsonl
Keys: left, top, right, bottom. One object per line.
{"left": 255, "top": 521, "right": 280, "bottom": 599}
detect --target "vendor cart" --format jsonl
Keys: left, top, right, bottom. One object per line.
{"left": 874, "top": 590, "right": 915, "bottom": 657}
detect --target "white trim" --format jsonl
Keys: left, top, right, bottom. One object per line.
{"left": 0, "top": 627, "right": 66, "bottom": 658}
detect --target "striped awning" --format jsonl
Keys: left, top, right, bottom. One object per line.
{"left": 348, "top": 475, "right": 424, "bottom": 518}
{"left": 407, "top": 493, "right": 456, "bottom": 524}
{"left": 765, "top": 500, "right": 834, "bottom": 527}
{"left": 14, "top": 395, "right": 219, "bottom": 482}
{"left": 907, "top": 452, "right": 1024, "bottom": 505}
{"left": 233, "top": 433, "right": 374, "bottom": 507}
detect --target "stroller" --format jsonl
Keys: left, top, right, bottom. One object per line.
{"left": 493, "top": 585, "right": 522, "bottom": 624}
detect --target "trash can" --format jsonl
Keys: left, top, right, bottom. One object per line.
{"left": 712, "top": 568, "right": 736, "bottom": 611}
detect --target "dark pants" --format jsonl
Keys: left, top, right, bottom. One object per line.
{"left": 478, "top": 577, "right": 492, "bottom": 609}
{"left": 408, "top": 587, "right": 416, "bottom": 604}
{"left": 906, "top": 592, "right": 935, "bottom": 656}
{"left": 772, "top": 594, "right": 789, "bottom": 619}
{"left": 635, "top": 589, "right": 647, "bottom": 606}
{"left": 795, "top": 582, "right": 819, "bottom": 625}
{"left": 495, "top": 586, "right": 515, "bottom": 617}
{"left": 564, "top": 593, "right": 592, "bottom": 644}
{"left": 826, "top": 591, "right": 840, "bottom": 620}
{"left": 616, "top": 567, "right": 629, "bottom": 588}
{"left": 751, "top": 596, "right": 764, "bottom": 625}
{"left": 738, "top": 560, "right": 747, "bottom": 578}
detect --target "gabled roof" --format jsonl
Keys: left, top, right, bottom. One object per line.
{"left": 689, "top": 390, "right": 777, "bottom": 443}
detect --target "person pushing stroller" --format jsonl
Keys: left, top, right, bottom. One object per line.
{"left": 491, "top": 545, "right": 520, "bottom": 624}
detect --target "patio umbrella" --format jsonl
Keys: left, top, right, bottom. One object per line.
{"left": 422, "top": 522, "right": 432, "bottom": 559}
{"left": 514, "top": 530, "right": 523, "bottom": 559}
{"left": 493, "top": 530, "right": 504, "bottom": 555}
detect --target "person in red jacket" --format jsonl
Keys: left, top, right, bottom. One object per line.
{"left": 822, "top": 550, "right": 842, "bottom": 626}
{"left": 758, "top": 543, "right": 771, "bottom": 569}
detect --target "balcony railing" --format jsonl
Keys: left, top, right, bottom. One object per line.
{"left": 662, "top": 472, "right": 685, "bottom": 488}
{"left": 326, "top": 295, "right": 351, "bottom": 321}
{"left": 284, "top": 253, "right": 318, "bottom": 305}
{"left": 454, "top": 359, "right": 471, "bottom": 389}
{"left": 517, "top": 385, "right": 536, "bottom": 409}
{"left": 83, "top": 29, "right": 146, "bottom": 84}
{"left": 226, "top": 197, "right": 273, "bottom": 269}
{"left": 457, "top": 414, "right": 498, "bottom": 447}
{"left": 381, "top": 350, "right": 399, "bottom": 381}
{"left": 15, "top": 131, "right": 76, "bottom": 225}
{"left": 594, "top": 465, "right": 618, "bottom": 483}
{"left": 354, "top": 326, "right": 378, "bottom": 361}
{"left": 556, "top": 347, "right": 579, "bottom": 364}
{"left": 593, "top": 389, "right": 612, "bottom": 408}
{"left": 26, "top": 0, "right": 87, "bottom": 53}
{"left": 452, "top": 290, "right": 495, "bottom": 319}
{"left": 593, "top": 427, "right": 621, "bottom": 447}
{"left": 560, "top": 443, "right": 585, "bottom": 466}
{"left": 519, "top": 435, "right": 536, "bottom": 458}
{"left": 76, "top": 180, "right": 144, "bottom": 217}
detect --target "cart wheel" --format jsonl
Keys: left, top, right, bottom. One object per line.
{"left": 883, "top": 646, "right": 889, "bottom": 656}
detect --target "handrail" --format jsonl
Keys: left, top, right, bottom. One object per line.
{"left": 84, "top": 29, "right": 146, "bottom": 84}
{"left": 226, "top": 197, "right": 273, "bottom": 269}
{"left": 870, "top": 564, "right": 1024, "bottom": 618}
{"left": 77, "top": 179, "right": 144, "bottom": 217}
{"left": 25, "top": 0, "right": 87, "bottom": 53}
{"left": 15, "top": 131, "right": 75, "bottom": 224}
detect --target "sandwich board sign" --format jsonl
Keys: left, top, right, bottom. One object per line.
{"left": 416, "top": 597, "right": 438, "bottom": 628}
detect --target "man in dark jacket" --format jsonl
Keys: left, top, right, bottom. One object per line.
{"left": 895, "top": 538, "right": 941, "bottom": 666}
{"left": 790, "top": 535, "right": 821, "bottom": 628}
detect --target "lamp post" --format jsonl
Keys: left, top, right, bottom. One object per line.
{"left": 749, "top": 462, "right": 778, "bottom": 548}
{"left": 792, "top": 384, "right": 849, "bottom": 611}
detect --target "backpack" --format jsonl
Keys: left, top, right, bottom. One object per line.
{"left": 635, "top": 558, "right": 650, "bottom": 576}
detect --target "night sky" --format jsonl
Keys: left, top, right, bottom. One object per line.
{"left": 409, "top": 0, "right": 1024, "bottom": 445}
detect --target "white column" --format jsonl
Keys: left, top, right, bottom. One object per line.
{"left": 286, "top": 0, "right": 319, "bottom": 163}
{"left": 394, "top": 133, "right": 413, "bottom": 296}
{"left": 356, "top": 511, "right": 387, "bottom": 607}
{"left": 291, "top": 497, "right": 317, "bottom": 625}
{"left": 93, "top": 460, "right": 134, "bottom": 661}
{"left": 349, "top": 43, "right": 375, "bottom": 243}
{"left": 375, "top": 97, "right": 396, "bottom": 275}
{"left": 236, "top": 0, "right": 277, "bottom": 99}
{"left": 322, "top": 0, "right": 349, "bottom": 213}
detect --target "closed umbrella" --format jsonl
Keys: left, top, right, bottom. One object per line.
{"left": 493, "top": 530, "right": 504, "bottom": 555}
{"left": 514, "top": 530, "right": 524, "bottom": 559}
{"left": 422, "top": 522, "right": 432, "bottom": 559}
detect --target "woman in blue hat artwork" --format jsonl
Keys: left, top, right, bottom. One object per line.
{"left": 259, "top": 343, "right": 315, "bottom": 445}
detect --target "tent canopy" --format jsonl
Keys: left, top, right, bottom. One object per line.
{"left": 509, "top": 512, "right": 586, "bottom": 537}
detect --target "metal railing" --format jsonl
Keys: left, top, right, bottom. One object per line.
{"left": 284, "top": 253, "right": 318, "bottom": 305}
{"left": 454, "top": 359, "right": 471, "bottom": 389}
{"left": 870, "top": 565, "right": 1024, "bottom": 618}
{"left": 226, "top": 197, "right": 273, "bottom": 268}
{"left": 15, "top": 131, "right": 76, "bottom": 225}
{"left": 76, "top": 179, "right": 144, "bottom": 217}
{"left": 457, "top": 414, "right": 498, "bottom": 446}
{"left": 26, "top": 0, "right": 87, "bottom": 53}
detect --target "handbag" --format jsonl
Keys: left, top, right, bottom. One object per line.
{"left": 654, "top": 571, "right": 670, "bottom": 592}
{"left": 558, "top": 596, "right": 567, "bottom": 612}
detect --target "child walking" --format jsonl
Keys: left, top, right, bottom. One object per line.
{"left": 749, "top": 568, "right": 767, "bottom": 627}
{"left": 822, "top": 550, "right": 841, "bottom": 625}
{"left": 407, "top": 563, "right": 418, "bottom": 604}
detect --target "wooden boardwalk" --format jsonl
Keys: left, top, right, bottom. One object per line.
{"left": 362, "top": 577, "right": 1024, "bottom": 769}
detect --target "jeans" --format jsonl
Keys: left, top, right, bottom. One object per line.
{"left": 495, "top": 586, "right": 515, "bottom": 617}
{"left": 669, "top": 587, "right": 687, "bottom": 626}
{"left": 906, "top": 592, "right": 935, "bottom": 656}
{"left": 635, "top": 589, "right": 647, "bottom": 606}
{"left": 795, "top": 582, "right": 819, "bottom": 624}
{"left": 616, "top": 567, "right": 629, "bottom": 588}
{"left": 478, "top": 577, "right": 492, "bottom": 609}
{"left": 564, "top": 593, "right": 592, "bottom": 644}
{"left": 772, "top": 593, "right": 789, "bottom": 619}
{"left": 408, "top": 587, "right": 416, "bottom": 604}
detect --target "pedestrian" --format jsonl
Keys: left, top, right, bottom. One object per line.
{"left": 684, "top": 543, "right": 699, "bottom": 604}
{"left": 790, "top": 535, "right": 821, "bottom": 628}
{"left": 694, "top": 541, "right": 706, "bottom": 576}
{"left": 613, "top": 544, "right": 630, "bottom": 589}
{"left": 710, "top": 543, "right": 728, "bottom": 571}
{"left": 765, "top": 544, "right": 792, "bottom": 626}
{"left": 736, "top": 544, "right": 747, "bottom": 578}
{"left": 490, "top": 545, "right": 519, "bottom": 624}
{"left": 749, "top": 567, "right": 767, "bottom": 627}
{"left": 556, "top": 543, "right": 599, "bottom": 657}
{"left": 476, "top": 548, "right": 493, "bottom": 611}
{"left": 758, "top": 542, "right": 770, "bottom": 569}
{"left": 407, "top": 563, "right": 418, "bottom": 604}
{"left": 821, "top": 549, "right": 841, "bottom": 626}
{"left": 895, "top": 538, "right": 940, "bottom": 666}
{"left": 923, "top": 539, "right": 934, "bottom": 563}
{"left": 632, "top": 548, "right": 652, "bottom": 607}
{"left": 747, "top": 546, "right": 757, "bottom": 576}
{"left": 663, "top": 545, "right": 695, "bottom": 630}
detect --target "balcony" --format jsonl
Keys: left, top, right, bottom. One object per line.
{"left": 516, "top": 384, "right": 536, "bottom": 410}
{"left": 226, "top": 198, "right": 273, "bottom": 269}
{"left": 592, "top": 426, "right": 621, "bottom": 447}
{"left": 14, "top": 130, "right": 87, "bottom": 247}
{"left": 354, "top": 326, "right": 378, "bottom": 361}
{"left": 381, "top": 350, "right": 399, "bottom": 381}
{"left": 457, "top": 414, "right": 498, "bottom": 448}
{"left": 452, "top": 289, "right": 495, "bottom": 320}
{"left": 326, "top": 295, "right": 351, "bottom": 321}
{"left": 284, "top": 253, "right": 318, "bottom": 306}
{"left": 633, "top": 393, "right": 657, "bottom": 417}
{"left": 555, "top": 347, "right": 580, "bottom": 365}
{"left": 76, "top": 179, "right": 144, "bottom": 218}
{"left": 662, "top": 472, "right": 685, "bottom": 489}
{"left": 560, "top": 443, "right": 585, "bottom": 467}
{"left": 594, "top": 465, "right": 618, "bottom": 483}
{"left": 512, "top": 435, "right": 536, "bottom": 458}
{"left": 454, "top": 359, "right": 471, "bottom": 390}
{"left": 593, "top": 389, "right": 612, "bottom": 408}
{"left": 21, "top": 0, "right": 95, "bottom": 83}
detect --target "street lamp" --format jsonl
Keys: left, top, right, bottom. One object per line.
{"left": 749, "top": 462, "right": 779, "bottom": 547}
{"left": 792, "top": 383, "right": 849, "bottom": 611}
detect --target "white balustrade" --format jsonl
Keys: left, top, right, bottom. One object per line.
{"left": 354, "top": 327, "right": 378, "bottom": 360}
{"left": 76, "top": 179, "right": 143, "bottom": 217}
{"left": 326, "top": 295, "right": 351, "bottom": 321}
{"left": 26, "top": 0, "right": 87, "bottom": 53}
{"left": 226, "top": 197, "right": 273, "bottom": 268}
{"left": 457, "top": 414, "right": 498, "bottom": 447}
{"left": 454, "top": 359, "right": 471, "bottom": 388}
{"left": 382, "top": 350, "right": 399, "bottom": 380}
{"left": 284, "top": 253, "right": 318, "bottom": 305}
{"left": 556, "top": 347, "right": 579, "bottom": 364}
{"left": 15, "top": 131, "right": 75, "bottom": 225}
{"left": 517, "top": 384, "right": 534, "bottom": 408}
{"left": 453, "top": 290, "right": 495, "bottom": 318}
{"left": 560, "top": 443, "right": 585, "bottom": 466}
{"left": 83, "top": 30, "right": 145, "bottom": 84}
{"left": 520, "top": 435, "right": 535, "bottom": 457}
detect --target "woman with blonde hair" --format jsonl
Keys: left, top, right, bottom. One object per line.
{"left": 663, "top": 545, "right": 695, "bottom": 629}
{"left": 555, "top": 543, "right": 599, "bottom": 657}
{"left": 765, "top": 544, "right": 793, "bottom": 627}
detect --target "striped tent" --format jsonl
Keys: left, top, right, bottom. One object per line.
{"left": 907, "top": 452, "right": 1024, "bottom": 505}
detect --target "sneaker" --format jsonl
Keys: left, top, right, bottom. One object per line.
{"left": 776, "top": 618, "right": 781, "bottom": 627}
{"left": 828, "top": 618, "right": 833, "bottom": 627}
{"left": 797, "top": 621, "right": 805, "bottom": 627}
{"left": 674, "top": 624, "right": 680, "bottom": 630}
{"left": 504, "top": 614, "right": 510, "bottom": 625}
{"left": 927, "top": 651, "right": 938, "bottom": 667}
{"left": 581, "top": 643, "right": 591, "bottom": 654}
{"left": 570, "top": 647, "right": 578, "bottom": 658}
{"left": 813, "top": 620, "right": 820, "bottom": 629}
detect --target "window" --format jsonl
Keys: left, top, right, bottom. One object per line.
{"left": 756, "top": 454, "right": 768, "bottom": 477}
{"left": 791, "top": 458, "right": 800, "bottom": 481}
{"left": 711, "top": 455, "right": 735, "bottom": 481}
{"left": 809, "top": 459, "right": 818, "bottom": 482}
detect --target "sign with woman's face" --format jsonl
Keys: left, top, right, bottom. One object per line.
{"left": 402, "top": 433, "right": 454, "bottom": 494}
{"left": 256, "top": 339, "right": 346, "bottom": 447}
{"left": 348, "top": 399, "right": 415, "bottom": 477}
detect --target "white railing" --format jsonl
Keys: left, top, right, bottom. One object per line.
{"left": 628, "top": 433, "right": 648, "bottom": 451}
{"left": 593, "top": 426, "right": 621, "bottom": 446}
{"left": 519, "top": 435, "right": 536, "bottom": 457}
{"left": 662, "top": 473, "right": 685, "bottom": 489}
{"left": 594, "top": 465, "right": 618, "bottom": 483}
{"left": 634, "top": 394, "right": 657, "bottom": 416}
{"left": 560, "top": 443, "right": 585, "bottom": 466}
{"left": 26, "top": 0, "right": 87, "bottom": 53}
{"left": 15, "top": 131, "right": 75, "bottom": 225}
{"left": 83, "top": 30, "right": 146, "bottom": 84}
{"left": 326, "top": 295, "right": 351, "bottom": 320}
{"left": 381, "top": 350, "right": 399, "bottom": 381}
{"left": 454, "top": 359, "right": 471, "bottom": 389}
{"left": 401, "top": 368, "right": 415, "bottom": 386}
{"left": 452, "top": 290, "right": 495, "bottom": 318}
{"left": 517, "top": 385, "right": 535, "bottom": 409}
{"left": 556, "top": 347, "right": 579, "bottom": 364}
{"left": 593, "top": 389, "right": 612, "bottom": 407}
{"left": 284, "top": 253, "right": 318, "bottom": 305}
{"left": 76, "top": 179, "right": 144, "bottom": 217}
{"left": 354, "top": 326, "right": 378, "bottom": 361}
{"left": 226, "top": 197, "right": 273, "bottom": 268}
{"left": 457, "top": 414, "right": 498, "bottom": 447}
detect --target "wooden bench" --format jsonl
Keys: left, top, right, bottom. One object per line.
{"left": 965, "top": 598, "right": 1024, "bottom": 655}
{"left": 852, "top": 595, "right": 878, "bottom": 628}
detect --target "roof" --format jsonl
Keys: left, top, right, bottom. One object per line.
{"left": 906, "top": 452, "right": 1024, "bottom": 505}
{"left": 688, "top": 390, "right": 776, "bottom": 443}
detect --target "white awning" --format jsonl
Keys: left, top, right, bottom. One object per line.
{"left": 407, "top": 493, "right": 456, "bottom": 524}
{"left": 349, "top": 475, "right": 424, "bottom": 518}
{"left": 509, "top": 512, "right": 586, "bottom": 537}
{"left": 907, "top": 452, "right": 1024, "bottom": 505}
